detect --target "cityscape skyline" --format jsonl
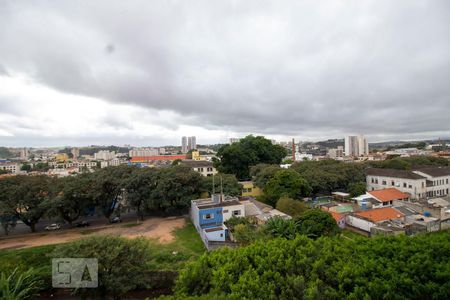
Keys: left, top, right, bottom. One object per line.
{"left": 1, "top": 1, "right": 449, "bottom": 147}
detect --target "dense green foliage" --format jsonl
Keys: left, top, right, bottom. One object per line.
{"left": 295, "top": 209, "right": 340, "bottom": 238}
{"left": 51, "top": 236, "right": 151, "bottom": 298}
{"left": 0, "top": 222, "right": 204, "bottom": 298}
{"left": 201, "top": 174, "right": 242, "bottom": 197}
{"left": 0, "top": 147, "right": 14, "bottom": 159}
{"left": 0, "top": 268, "right": 41, "bottom": 300}
{"left": 175, "top": 231, "right": 450, "bottom": 299}
{"left": 227, "top": 209, "right": 339, "bottom": 244}
{"left": 368, "top": 156, "right": 449, "bottom": 170}
{"left": 263, "top": 169, "right": 311, "bottom": 206}
{"left": 291, "top": 160, "right": 365, "bottom": 195}
{"left": 250, "top": 164, "right": 282, "bottom": 188}
{"left": 276, "top": 196, "right": 307, "bottom": 218}
{"left": 214, "top": 135, "right": 287, "bottom": 180}
{"left": 0, "top": 165, "right": 236, "bottom": 232}
{"left": 347, "top": 182, "right": 367, "bottom": 197}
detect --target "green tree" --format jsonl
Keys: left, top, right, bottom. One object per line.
{"left": 201, "top": 174, "right": 242, "bottom": 197}
{"left": 20, "top": 164, "right": 32, "bottom": 172}
{"left": 50, "top": 174, "right": 95, "bottom": 225}
{"left": 264, "top": 216, "right": 296, "bottom": 239}
{"left": 294, "top": 209, "right": 340, "bottom": 238}
{"left": 348, "top": 182, "right": 367, "bottom": 197}
{"left": 153, "top": 165, "right": 203, "bottom": 214}
{"left": 51, "top": 236, "right": 151, "bottom": 299}
{"left": 276, "top": 196, "right": 308, "bottom": 217}
{"left": 250, "top": 164, "right": 281, "bottom": 188}
{"left": 125, "top": 167, "right": 158, "bottom": 220}
{"left": 214, "top": 135, "right": 287, "bottom": 180}
{"left": 263, "top": 169, "right": 311, "bottom": 206}
{"left": 90, "top": 165, "right": 136, "bottom": 219}
{"left": 0, "top": 175, "right": 54, "bottom": 232}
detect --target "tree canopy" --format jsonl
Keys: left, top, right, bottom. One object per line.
{"left": 263, "top": 169, "right": 311, "bottom": 206}
{"left": 175, "top": 231, "right": 450, "bottom": 299}
{"left": 214, "top": 135, "right": 287, "bottom": 180}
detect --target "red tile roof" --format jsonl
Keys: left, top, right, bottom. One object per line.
{"left": 329, "top": 211, "right": 345, "bottom": 222}
{"left": 355, "top": 207, "right": 404, "bottom": 223}
{"left": 131, "top": 155, "right": 187, "bottom": 162}
{"left": 368, "top": 188, "right": 410, "bottom": 203}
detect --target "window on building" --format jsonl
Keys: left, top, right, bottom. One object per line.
{"left": 203, "top": 213, "right": 214, "bottom": 220}
{"left": 371, "top": 178, "right": 374, "bottom": 183}
{"left": 403, "top": 183, "right": 407, "bottom": 188}
{"left": 233, "top": 210, "right": 241, "bottom": 216}
{"left": 408, "top": 185, "right": 412, "bottom": 189}
{"left": 375, "top": 179, "right": 378, "bottom": 184}
{"left": 391, "top": 181, "right": 395, "bottom": 186}
{"left": 220, "top": 233, "right": 223, "bottom": 237}
{"left": 446, "top": 179, "right": 449, "bottom": 184}
{"left": 382, "top": 181, "right": 386, "bottom": 185}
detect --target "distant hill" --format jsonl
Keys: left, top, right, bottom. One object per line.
{"left": 0, "top": 147, "right": 14, "bottom": 159}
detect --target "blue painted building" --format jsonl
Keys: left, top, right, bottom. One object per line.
{"left": 191, "top": 195, "right": 244, "bottom": 245}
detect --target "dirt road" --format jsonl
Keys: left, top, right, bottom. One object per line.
{"left": 0, "top": 216, "right": 186, "bottom": 250}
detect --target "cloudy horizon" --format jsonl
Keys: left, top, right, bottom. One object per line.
{"left": 1, "top": 0, "right": 449, "bottom": 147}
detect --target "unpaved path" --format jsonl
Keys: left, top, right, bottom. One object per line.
{"left": 0, "top": 217, "right": 186, "bottom": 250}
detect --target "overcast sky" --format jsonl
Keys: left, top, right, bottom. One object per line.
{"left": 0, "top": 0, "right": 449, "bottom": 147}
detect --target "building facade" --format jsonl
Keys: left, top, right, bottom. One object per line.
{"left": 345, "top": 135, "right": 369, "bottom": 157}
{"left": 367, "top": 167, "right": 450, "bottom": 200}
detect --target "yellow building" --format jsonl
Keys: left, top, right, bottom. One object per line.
{"left": 55, "top": 153, "right": 69, "bottom": 162}
{"left": 191, "top": 150, "right": 201, "bottom": 161}
{"left": 240, "top": 181, "right": 262, "bottom": 197}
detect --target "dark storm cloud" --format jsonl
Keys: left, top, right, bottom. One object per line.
{"left": 0, "top": 0, "right": 449, "bottom": 141}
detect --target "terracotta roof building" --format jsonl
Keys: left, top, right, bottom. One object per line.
{"left": 354, "top": 207, "right": 404, "bottom": 223}
{"left": 368, "top": 188, "right": 410, "bottom": 206}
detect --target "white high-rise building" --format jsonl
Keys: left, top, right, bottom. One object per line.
{"left": 71, "top": 148, "right": 80, "bottom": 160}
{"left": 181, "top": 136, "right": 188, "bottom": 153}
{"left": 188, "top": 136, "right": 197, "bottom": 151}
{"left": 182, "top": 136, "right": 196, "bottom": 153}
{"left": 20, "top": 148, "right": 28, "bottom": 160}
{"left": 345, "top": 135, "right": 369, "bottom": 157}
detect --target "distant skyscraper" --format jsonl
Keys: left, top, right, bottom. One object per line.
{"left": 182, "top": 136, "right": 197, "bottom": 153}
{"left": 188, "top": 136, "right": 197, "bottom": 151}
{"left": 71, "top": 147, "right": 80, "bottom": 160}
{"left": 345, "top": 135, "right": 369, "bottom": 157}
{"left": 20, "top": 148, "right": 28, "bottom": 160}
{"left": 181, "top": 136, "right": 188, "bottom": 153}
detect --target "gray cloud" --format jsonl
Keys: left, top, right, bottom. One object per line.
{"left": 0, "top": 0, "right": 449, "bottom": 145}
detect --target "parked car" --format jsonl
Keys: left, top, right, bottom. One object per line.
{"left": 109, "top": 216, "right": 122, "bottom": 223}
{"left": 75, "top": 221, "right": 90, "bottom": 227}
{"left": 45, "top": 223, "right": 61, "bottom": 231}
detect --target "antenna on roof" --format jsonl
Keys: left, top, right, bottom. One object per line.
{"left": 220, "top": 175, "right": 224, "bottom": 202}
{"left": 212, "top": 174, "right": 215, "bottom": 196}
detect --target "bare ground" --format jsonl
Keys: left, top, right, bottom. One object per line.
{"left": 0, "top": 216, "right": 186, "bottom": 250}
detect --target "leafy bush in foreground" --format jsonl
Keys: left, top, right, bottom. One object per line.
{"left": 51, "top": 236, "right": 151, "bottom": 299}
{"left": 175, "top": 231, "right": 450, "bottom": 299}
{"left": 0, "top": 268, "right": 41, "bottom": 300}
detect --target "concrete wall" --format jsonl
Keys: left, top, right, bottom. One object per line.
{"left": 346, "top": 215, "right": 375, "bottom": 232}
{"left": 222, "top": 204, "right": 245, "bottom": 222}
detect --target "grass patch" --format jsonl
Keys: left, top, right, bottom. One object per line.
{"left": 121, "top": 222, "right": 143, "bottom": 228}
{"left": 145, "top": 220, "right": 205, "bottom": 271}
{"left": 341, "top": 229, "right": 367, "bottom": 240}
{"left": 0, "top": 244, "right": 59, "bottom": 291}
{"left": 0, "top": 219, "right": 205, "bottom": 276}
